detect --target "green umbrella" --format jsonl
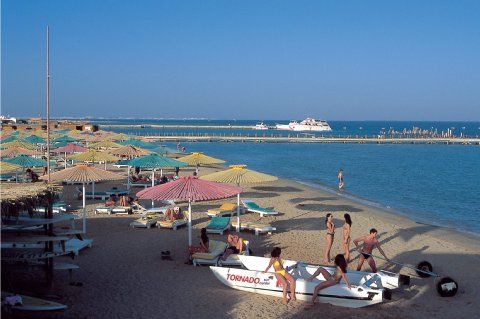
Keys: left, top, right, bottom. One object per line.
{"left": 5, "top": 154, "right": 47, "bottom": 168}
{"left": 24, "top": 135, "right": 46, "bottom": 144}
{"left": 1, "top": 136, "right": 19, "bottom": 143}
{"left": 53, "top": 135, "right": 78, "bottom": 144}
{"left": 152, "top": 145, "right": 181, "bottom": 156}
{"left": 119, "top": 139, "right": 153, "bottom": 148}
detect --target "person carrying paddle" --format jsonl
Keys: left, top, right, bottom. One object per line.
{"left": 353, "top": 228, "right": 389, "bottom": 272}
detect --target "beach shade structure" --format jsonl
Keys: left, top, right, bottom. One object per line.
{"left": 41, "top": 164, "right": 123, "bottom": 233}
{"left": 118, "top": 139, "right": 153, "bottom": 148}
{"left": 152, "top": 145, "right": 182, "bottom": 157}
{"left": 0, "top": 136, "right": 19, "bottom": 143}
{"left": 52, "top": 143, "right": 88, "bottom": 168}
{"left": 127, "top": 154, "right": 187, "bottom": 192}
{"left": 69, "top": 150, "right": 119, "bottom": 170}
{"left": 5, "top": 154, "right": 47, "bottom": 168}
{"left": 137, "top": 176, "right": 242, "bottom": 245}
{"left": 201, "top": 165, "right": 278, "bottom": 231}
{"left": 0, "top": 161, "right": 22, "bottom": 173}
{"left": 109, "top": 133, "right": 130, "bottom": 141}
{"left": 24, "top": 135, "right": 46, "bottom": 144}
{"left": 0, "top": 140, "right": 36, "bottom": 150}
{"left": 109, "top": 145, "right": 151, "bottom": 158}
{"left": 1, "top": 146, "right": 42, "bottom": 158}
{"left": 89, "top": 140, "right": 122, "bottom": 149}
{"left": 177, "top": 152, "right": 225, "bottom": 174}
{"left": 53, "top": 135, "right": 78, "bottom": 144}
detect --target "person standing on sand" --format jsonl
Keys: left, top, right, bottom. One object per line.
{"left": 324, "top": 213, "right": 335, "bottom": 263}
{"left": 353, "top": 228, "right": 389, "bottom": 272}
{"left": 264, "top": 247, "right": 296, "bottom": 305}
{"left": 338, "top": 169, "right": 344, "bottom": 189}
{"left": 343, "top": 213, "right": 352, "bottom": 262}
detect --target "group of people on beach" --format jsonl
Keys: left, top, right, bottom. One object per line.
{"left": 265, "top": 212, "right": 389, "bottom": 307}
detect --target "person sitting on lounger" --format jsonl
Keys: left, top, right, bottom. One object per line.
{"left": 264, "top": 247, "right": 296, "bottom": 304}
{"left": 165, "top": 207, "right": 182, "bottom": 221}
{"left": 221, "top": 229, "right": 244, "bottom": 260}
{"left": 305, "top": 254, "right": 351, "bottom": 308}
{"left": 105, "top": 195, "right": 116, "bottom": 207}
{"left": 186, "top": 228, "right": 209, "bottom": 264}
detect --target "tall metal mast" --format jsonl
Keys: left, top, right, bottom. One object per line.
{"left": 46, "top": 26, "right": 51, "bottom": 182}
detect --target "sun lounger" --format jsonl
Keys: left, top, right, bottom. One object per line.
{"left": 95, "top": 206, "right": 113, "bottom": 214}
{"left": 34, "top": 201, "right": 69, "bottom": 214}
{"left": 130, "top": 214, "right": 163, "bottom": 228}
{"left": 111, "top": 206, "right": 132, "bottom": 215}
{"left": 157, "top": 211, "right": 188, "bottom": 230}
{"left": 131, "top": 201, "right": 174, "bottom": 215}
{"left": 192, "top": 240, "right": 228, "bottom": 266}
{"left": 76, "top": 187, "right": 109, "bottom": 200}
{"left": 231, "top": 221, "right": 276, "bottom": 235}
{"left": 206, "top": 217, "right": 230, "bottom": 235}
{"left": 125, "top": 178, "right": 157, "bottom": 188}
{"left": 217, "top": 240, "right": 251, "bottom": 267}
{"left": 206, "top": 203, "right": 237, "bottom": 217}
{"left": 242, "top": 200, "right": 279, "bottom": 217}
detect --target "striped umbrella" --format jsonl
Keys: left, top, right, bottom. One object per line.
{"left": 53, "top": 135, "right": 78, "bottom": 144}
{"left": 0, "top": 161, "right": 22, "bottom": 173}
{"left": 1, "top": 140, "right": 36, "bottom": 150}
{"left": 0, "top": 136, "right": 19, "bottom": 143}
{"left": 24, "top": 135, "right": 46, "bottom": 144}
{"left": 109, "top": 145, "right": 151, "bottom": 158}
{"left": 118, "top": 139, "right": 153, "bottom": 148}
{"left": 69, "top": 150, "right": 119, "bottom": 169}
{"left": 89, "top": 140, "right": 122, "bottom": 149}
{"left": 137, "top": 176, "right": 242, "bottom": 245}
{"left": 1, "top": 147, "right": 42, "bottom": 158}
{"left": 177, "top": 152, "right": 225, "bottom": 174}
{"left": 52, "top": 143, "right": 88, "bottom": 169}
{"left": 41, "top": 164, "right": 123, "bottom": 233}
{"left": 200, "top": 165, "right": 278, "bottom": 231}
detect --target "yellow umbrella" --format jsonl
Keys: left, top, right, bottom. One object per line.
{"left": 177, "top": 152, "right": 225, "bottom": 174}
{"left": 1, "top": 140, "right": 36, "bottom": 150}
{"left": 1, "top": 146, "right": 42, "bottom": 157}
{"left": 200, "top": 164, "right": 277, "bottom": 231}
{"left": 0, "top": 161, "right": 22, "bottom": 173}
{"left": 69, "top": 150, "right": 119, "bottom": 169}
{"left": 41, "top": 164, "right": 123, "bottom": 233}
{"left": 109, "top": 145, "right": 151, "bottom": 157}
{"left": 89, "top": 140, "right": 122, "bottom": 149}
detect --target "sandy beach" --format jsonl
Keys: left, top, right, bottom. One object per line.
{"left": 5, "top": 163, "right": 478, "bottom": 319}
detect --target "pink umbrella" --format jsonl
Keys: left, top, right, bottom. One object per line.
{"left": 137, "top": 176, "right": 242, "bottom": 245}
{"left": 52, "top": 143, "right": 87, "bottom": 168}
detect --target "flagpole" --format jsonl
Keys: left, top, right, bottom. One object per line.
{"left": 46, "top": 26, "right": 51, "bottom": 182}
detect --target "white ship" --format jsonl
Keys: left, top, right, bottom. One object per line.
{"left": 276, "top": 118, "right": 332, "bottom": 132}
{"left": 253, "top": 122, "right": 268, "bottom": 130}
{"left": 0, "top": 115, "right": 17, "bottom": 124}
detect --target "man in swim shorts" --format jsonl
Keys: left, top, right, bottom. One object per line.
{"left": 353, "top": 228, "right": 389, "bottom": 272}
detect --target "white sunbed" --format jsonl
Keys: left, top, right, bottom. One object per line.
{"left": 192, "top": 240, "right": 228, "bottom": 266}
{"left": 231, "top": 221, "right": 276, "bottom": 235}
{"left": 130, "top": 214, "right": 163, "bottom": 229}
{"left": 157, "top": 211, "right": 188, "bottom": 230}
{"left": 242, "top": 200, "right": 279, "bottom": 217}
{"left": 131, "top": 202, "right": 174, "bottom": 215}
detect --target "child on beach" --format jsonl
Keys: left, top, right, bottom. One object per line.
{"left": 343, "top": 213, "right": 352, "bottom": 262}
{"left": 353, "top": 228, "right": 389, "bottom": 272}
{"left": 264, "top": 247, "right": 296, "bottom": 304}
{"left": 324, "top": 213, "right": 335, "bottom": 263}
{"left": 305, "top": 254, "right": 351, "bottom": 309}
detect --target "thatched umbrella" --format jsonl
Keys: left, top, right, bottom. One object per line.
{"left": 52, "top": 143, "right": 88, "bottom": 169}
{"left": 137, "top": 176, "right": 242, "bottom": 245}
{"left": 69, "top": 150, "right": 119, "bottom": 170}
{"left": 89, "top": 140, "right": 122, "bottom": 149}
{"left": 41, "top": 164, "right": 123, "bottom": 233}
{"left": 0, "top": 161, "right": 22, "bottom": 173}
{"left": 24, "top": 135, "right": 46, "bottom": 144}
{"left": 177, "top": 152, "right": 225, "bottom": 174}
{"left": 109, "top": 145, "right": 151, "bottom": 158}
{"left": 1, "top": 140, "right": 36, "bottom": 150}
{"left": 5, "top": 154, "right": 47, "bottom": 168}
{"left": 200, "top": 165, "right": 278, "bottom": 231}
{"left": 1, "top": 146, "right": 42, "bottom": 158}
{"left": 118, "top": 139, "right": 153, "bottom": 148}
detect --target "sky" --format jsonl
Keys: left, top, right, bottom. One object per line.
{"left": 1, "top": 0, "right": 480, "bottom": 120}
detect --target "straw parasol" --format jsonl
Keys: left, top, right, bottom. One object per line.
{"left": 89, "top": 140, "right": 122, "bottom": 149}
{"left": 69, "top": 150, "right": 119, "bottom": 170}
{"left": 177, "top": 152, "right": 225, "bottom": 174}
{"left": 53, "top": 135, "right": 78, "bottom": 144}
{"left": 0, "top": 161, "right": 22, "bottom": 173}
{"left": 24, "top": 135, "right": 46, "bottom": 144}
{"left": 200, "top": 164, "right": 278, "bottom": 231}
{"left": 118, "top": 139, "right": 153, "bottom": 148}
{"left": 1, "top": 146, "right": 42, "bottom": 158}
{"left": 52, "top": 143, "right": 88, "bottom": 169}
{"left": 137, "top": 176, "right": 242, "bottom": 245}
{"left": 1, "top": 140, "right": 36, "bottom": 150}
{"left": 41, "top": 164, "right": 123, "bottom": 233}
{"left": 109, "top": 145, "right": 151, "bottom": 158}
{"left": 0, "top": 136, "right": 19, "bottom": 143}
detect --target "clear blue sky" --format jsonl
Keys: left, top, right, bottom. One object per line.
{"left": 2, "top": 0, "right": 480, "bottom": 120}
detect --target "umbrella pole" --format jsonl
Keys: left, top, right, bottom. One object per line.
{"left": 237, "top": 193, "right": 240, "bottom": 232}
{"left": 64, "top": 152, "right": 67, "bottom": 169}
{"left": 188, "top": 199, "right": 192, "bottom": 246}
{"left": 151, "top": 169, "right": 155, "bottom": 208}
{"left": 127, "top": 166, "right": 130, "bottom": 190}
{"left": 104, "top": 162, "right": 107, "bottom": 170}
{"left": 92, "top": 181, "right": 95, "bottom": 197}
{"left": 82, "top": 183, "right": 86, "bottom": 233}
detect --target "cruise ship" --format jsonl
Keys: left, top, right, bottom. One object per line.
{"left": 275, "top": 118, "right": 332, "bottom": 132}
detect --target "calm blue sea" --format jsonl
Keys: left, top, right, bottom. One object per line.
{"left": 99, "top": 120, "right": 480, "bottom": 235}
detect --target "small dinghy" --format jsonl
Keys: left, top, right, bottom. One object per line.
{"left": 2, "top": 292, "right": 67, "bottom": 312}
{"left": 210, "top": 266, "right": 389, "bottom": 308}
{"left": 238, "top": 255, "right": 409, "bottom": 289}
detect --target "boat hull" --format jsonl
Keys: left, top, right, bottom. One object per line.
{"left": 238, "top": 255, "right": 401, "bottom": 290}
{"left": 210, "top": 267, "right": 386, "bottom": 308}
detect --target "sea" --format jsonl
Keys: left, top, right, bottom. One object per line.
{"left": 96, "top": 119, "right": 480, "bottom": 235}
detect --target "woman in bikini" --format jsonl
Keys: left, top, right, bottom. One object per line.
{"left": 305, "top": 254, "right": 351, "bottom": 308}
{"left": 264, "top": 247, "right": 296, "bottom": 304}
{"left": 186, "top": 228, "right": 209, "bottom": 263}
{"left": 324, "top": 213, "right": 335, "bottom": 263}
{"left": 343, "top": 213, "right": 352, "bottom": 262}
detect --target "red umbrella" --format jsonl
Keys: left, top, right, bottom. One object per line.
{"left": 137, "top": 176, "right": 242, "bottom": 245}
